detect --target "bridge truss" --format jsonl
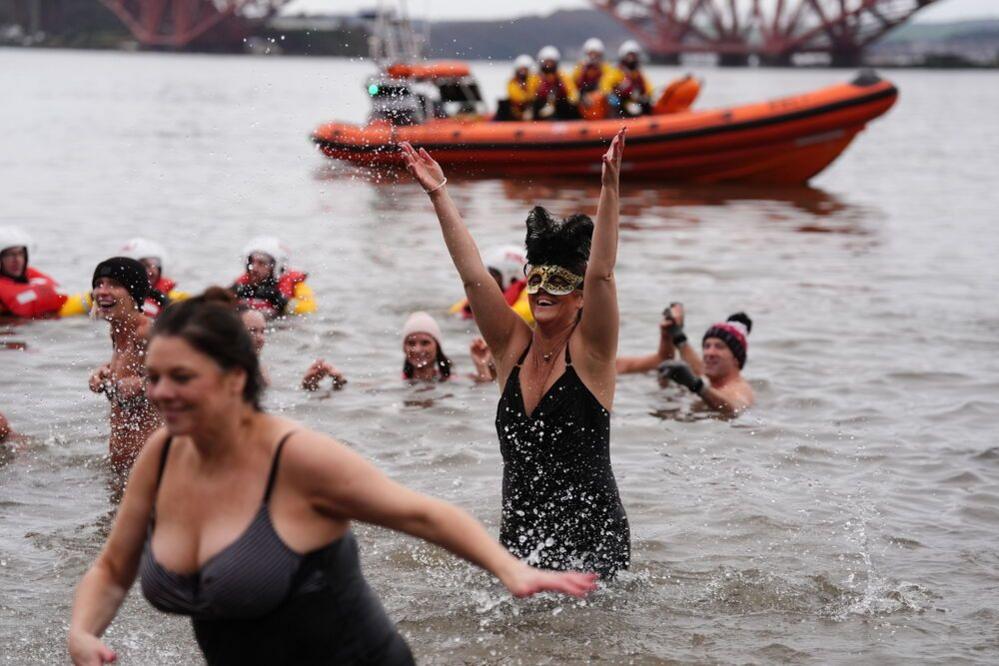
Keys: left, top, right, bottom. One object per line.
{"left": 591, "top": 0, "right": 943, "bottom": 65}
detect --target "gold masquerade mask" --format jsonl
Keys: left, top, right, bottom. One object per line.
{"left": 525, "top": 264, "right": 584, "bottom": 296}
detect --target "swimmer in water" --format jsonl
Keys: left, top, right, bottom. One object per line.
{"left": 402, "top": 128, "right": 631, "bottom": 576}
{"left": 0, "top": 226, "right": 67, "bottom": 318}
{"left": 0, "top": 411, "right": 12, "bottom": 443}
{"left": 230, "top": 236, "right": 311, "bottom": 319}
{"left": 119, "top": 238, "right": 177, "bottom": 318}
{"left": 237, "top": 303, "right": 347, "bottom": 391}
{"left": 402, "top": 311, "right": 452, "bottom": 382}
{"left": 658, "top": 311, "right": 755, "bottom": 416}
{"left": 68, "top": 290, "right": 597, "bottom": 666}
{"left": 87, "top": 258, "right": 161, "bottom": 473}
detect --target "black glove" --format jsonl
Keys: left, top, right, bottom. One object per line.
{"left": 658, "top": 360, "right": 704, "bottom": 394}
{"left": 663, "top": 302, "right": 686, "bottom": 346}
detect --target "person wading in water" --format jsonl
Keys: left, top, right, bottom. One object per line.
{"left": 401, "top": 128, "right": 630, "bottom": 576}
{"left": 68, "top": 290, "right": 597, "bottom": 666}
{"left": 88, "top": 258, "right": 161, "bottom": 473}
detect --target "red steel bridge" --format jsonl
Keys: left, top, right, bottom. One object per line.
{"left": 591, "top": 0, "right": 944, "bottom": 65}
{"left": 96, "top": 0, "right": 288, "bottom": 48}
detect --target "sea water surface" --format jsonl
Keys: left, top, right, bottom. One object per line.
{"left": 1, "top": 48, "right": 998, "bottom": 664}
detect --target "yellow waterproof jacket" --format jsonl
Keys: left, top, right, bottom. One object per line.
{"left": 507, "top": 76, "right": 537, "bottom": 106}
{"left": 601, "top": 66, "right": 654, "bottom": 96}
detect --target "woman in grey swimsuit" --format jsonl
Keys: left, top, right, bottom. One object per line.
{"left": 68, "top": 290, "right": 597, "bottom": 665}
{"left": 401, "top": 129, "right": 630, "bottom": 576}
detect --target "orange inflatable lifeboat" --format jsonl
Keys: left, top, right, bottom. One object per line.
{"left": 313, "top": 68, "right": 897, "bottom": 185}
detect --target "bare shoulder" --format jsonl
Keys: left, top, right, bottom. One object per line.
{"left": 125, "top": 427, "right": 172, "bottom": 493}
{"left": 277, "top": 423, "right": 358, "bottom": 479}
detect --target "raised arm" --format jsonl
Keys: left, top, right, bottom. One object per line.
{"left": 295, "top": 434, "right": 599, "bottom": 596}
{"left": 68, "top": 433, "right": 165, "bottom": 665}
{"left": 400, "top": 143, "right": 526, "bottom": 361}
{"left": 579, "top": 128, "right": 625, "bottom": 362}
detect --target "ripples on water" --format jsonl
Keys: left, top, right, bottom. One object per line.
{"left": 2, "top": 50, "right": 999, "bottom": 663}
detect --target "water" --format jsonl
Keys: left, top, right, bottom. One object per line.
{"left": 2, "top": 48, "right": 999, "bottom": 663}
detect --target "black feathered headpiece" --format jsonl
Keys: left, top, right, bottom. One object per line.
{"left": 524, "top": 206, "right": 593, "bottom": 275}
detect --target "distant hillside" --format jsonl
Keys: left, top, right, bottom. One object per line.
{"left": 425, "top": 9, "right": 631, "bottom": 61}
{"left": 870, "top": 18, "right": 999, "bottom": 65}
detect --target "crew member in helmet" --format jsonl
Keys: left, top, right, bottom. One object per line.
{"left": 0, "top": 226, "right": 66, "bottom": 318}
{"left": 532, "top": 46, "right": 580, "bottom": 120}
{"left": 503, "top": 54, "right": 537, "bottom": 121}
{"left": 573, "top": 38, "right": 613, "bottom": 96}
{"left": 604, "top": 40, "right": 654, "bottom": 117}
{"left": 230, "top": 236, "right": 314, "bottom": 319}
{"left": 451, "top": 244, "right": 533, "bottom": 325}
{"left": 119, "top": 237, "right": 180, "bottom": 318}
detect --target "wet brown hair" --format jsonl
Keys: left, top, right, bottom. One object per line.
{"left": 152, "top": 286, "right": 265, "bottom": 409}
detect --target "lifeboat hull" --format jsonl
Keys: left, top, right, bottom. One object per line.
{"left": 312, "top": 75, "right": 897, "bottom": 185}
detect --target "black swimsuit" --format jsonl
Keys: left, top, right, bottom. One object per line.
{"left": 496, "top": 344, "right": 630, "bottom": 576}
{"left": 140, "top": 434, "right": 414, "bottom": 665}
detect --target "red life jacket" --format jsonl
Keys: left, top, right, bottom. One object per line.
{"left": 233, "top": 270, "right": 307, "bottom": 316}
{"left": 154, "top": 277, "right": 176, "bottom": 294}
{"left": 536, "top": 73, "right": 570, "bottom": 103}
{"left": 615, "top": 70, "right": 650, "bottom": 101}
{"left": 576, "top": 63, "right": 603, "bottom": 93}
{"left": 0, "top": 267, "right": 66, "bottom": 318}
{"left": 138, "top": 276, "right": 177, "bottom": 319}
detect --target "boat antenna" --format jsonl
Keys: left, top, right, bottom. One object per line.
{"left": 368, "top": 0, "right": 425, "bottom": 69}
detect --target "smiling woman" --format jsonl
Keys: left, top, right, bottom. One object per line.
{"left": 68, "top": 289, "right": 598, "bottom": 665}
{"left": 402, "top": 128, "right": 631, "bottom": 576}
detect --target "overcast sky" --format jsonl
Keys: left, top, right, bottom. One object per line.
{"left": 284, "top": 0, "right": 999, "bottom": 22}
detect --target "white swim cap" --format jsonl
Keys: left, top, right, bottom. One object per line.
{"left": 514, "top": 54, "right": 533, "bottom": 71}
{"left": 242, "top": 236, "right": 290, "bottom": 276}
{"left": 0, "top": 226, "right": 32, "bottom": 255}
{"left": 583, "top": 38, "right": 605, "bottom": 55}
{"left": 618, "top": 39, "right": 643, "bottom": 59}
{"left": 537, "top": 46, "right": 561, "bottom": 63}
{"left": 120, "top": 237, "right": 167, "bottom": 268}
{"left": 484, "top": 245, "right": 527, "bottom": 291}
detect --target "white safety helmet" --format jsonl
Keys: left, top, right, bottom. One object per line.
{"left": 120, "top": 237, "right": 167, "bottom": 269}
{"left": 618, "top": 39, "right": 643, "bottom": 59}
{"left": 537, "top": 46, "right": 561, "bottom": 64}
{"left": 514, "top": 54, "right": 533, "bottom": 71}
{"left": 483, "top": 245, "right": 527, "bottom": 291}
{"left": 0, "top": 226, "right": 32, "bottom": 256}
{"left": 242, "top": 236, "right": 290, "bottom": 276}
{"left": 583, "top": 38, "right": 605, "bottom": 55}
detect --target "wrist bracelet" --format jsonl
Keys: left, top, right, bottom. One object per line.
{"left": 425, "top": 177, "right": 447, "bottom": 194}
{"left": 672, "top": 332, "right": 687, "bottom": 347}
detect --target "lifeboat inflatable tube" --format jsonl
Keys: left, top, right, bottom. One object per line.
{"left": 313, "top": 72, "right": 897, "bottom": 185}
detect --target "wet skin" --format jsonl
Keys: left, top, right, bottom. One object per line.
{"left": 404, "top": 333, "right": 439, "bottom": 381}
{"left": 90, "top": 277, "right": 160, "bottom": 472}
{"left": 246, "top": 253, "right": 275, "bottom": 285}
{"left": 1, "top": 247, "right": 27, "bottom": 278}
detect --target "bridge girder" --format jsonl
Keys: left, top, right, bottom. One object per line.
{"left": 591, "top": 0, "right": 942, "bottom": 64}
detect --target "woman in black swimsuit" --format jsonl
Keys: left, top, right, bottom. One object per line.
{"left": 68, "top": 291, "right": 597, "bottom": 665}
{"left": 401, "top": 129, "right": 630, "bottom": 576}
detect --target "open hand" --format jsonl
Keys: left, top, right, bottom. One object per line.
{"left": 302, "top": 359, "right": 347, "bottom": 391}
{"left": 399, "top": 142, "right": 446, "bottom": 193}
{"left": 68, "top": 630, "right": 116, "bottom": 665}
{"left": 502, "top": 561, "right": 599, "bottom": 599}
{"left": 601, "top": 127, "right": 626, "bottom": 187}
